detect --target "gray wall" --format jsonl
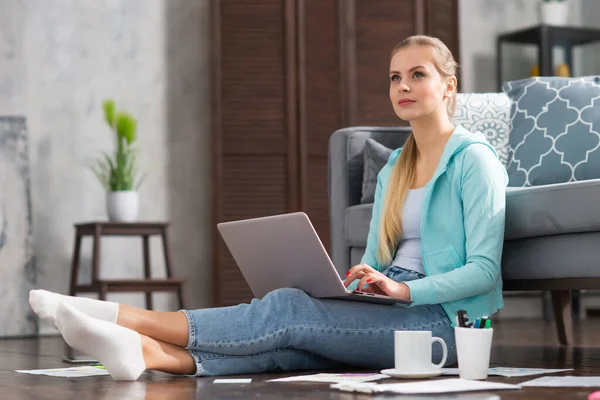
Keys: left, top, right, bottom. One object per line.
{"left": 0, "top": 0, "right": 211, "bottom": 334}
{"left": 459, "top": 0, "right": 584, "bottom": 93}
{"left": 0, "top": 117, "right": 35, "bottom": 336}
{"left": 579, "top": 0, "right": 600, "bottom": 76}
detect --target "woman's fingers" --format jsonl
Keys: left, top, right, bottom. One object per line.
{"left": 343, "top": 264, "right": 377, "bottom": 286}
{"left": 345, "top": 264, "right": 374, "bottom": 278}
{"left": 344, "top": 266, "right": 408, "bottom": 299}
{"left": 343, "top": 264, "right": 362, "bottom": 286}
{"left": 356, "top": 273, "right": 380, "bottom": 292}
{"left": 355, "top": 263, "right": 375, "bottom": 273}
{"left": 343, "top": 264, "right": 389, "bottom": 288}
{"left": 343, "top": 270, "right": 366, "bottom": 287}
{"left": 356, "top": 273, "right": 398, "bottom": 297}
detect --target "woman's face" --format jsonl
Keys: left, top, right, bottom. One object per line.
{"left": 389, "top": 45, "right": 452, "bottom": 122}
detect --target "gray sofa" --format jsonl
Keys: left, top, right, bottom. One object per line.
{"left": 329, "top": 126, "right": 600, "bottom": 345}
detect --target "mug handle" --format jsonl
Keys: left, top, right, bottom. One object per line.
{"left": 431, "top": 337, "right": 448, "bottom": 369}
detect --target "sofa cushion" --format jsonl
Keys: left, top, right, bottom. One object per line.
{"left": 452, "top": 92, "right": 511, "bottom": 167}
{"left": 346, "top": 178, "right": 600, "bottom": 247}
{"left": 503, "top": 76, "right": 600, "bottom": 187}
{"left": 350, "top": 232, "right": 600, "bottom": 281}
{"left": 502, "top": 233, "right": 600, "bottom": 280}
{"left": 361, "top": 139, "right": 393, "bottom": 204}
{"left": 345, "top": 204, "right": 374, "bottom": 247}
{"left": 344, "top": 128, "right": 411, "bottom": 206}
{"left": 505, "top": 178, "right": 600, "bottom": 240}
{"left": 350, "top": 235, "right": 600, "bottom": 280}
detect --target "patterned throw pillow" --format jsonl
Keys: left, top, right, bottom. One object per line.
{"left": 452, "top": 93, "right": 511, "bottom": 167}
{"left": 359, "top": 94, "right": 512, "bottom": 204}
{"left": 503, "top": 76, "right": 600, "bottom": 187}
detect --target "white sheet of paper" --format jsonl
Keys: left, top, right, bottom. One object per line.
{"left": 213, "top": 379, "right": 252, "bottom": 384}
{"left": 520, "top": 376, "right": 600, "bottom": 387}
{"left": 443, "top": 367, "right": 573, "bottom": 377}
{"left": 15, "top": 366, "right": 109, "bottom": 378}
{"left": 267, "top": 373, "right": 389, "bottom": 383}
{"left": 331, "top": 378, "right": 521, "bottom": 394}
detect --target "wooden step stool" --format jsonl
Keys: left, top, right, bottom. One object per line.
{"left": 69, "top": 222, "right": 185, "bottom": 310}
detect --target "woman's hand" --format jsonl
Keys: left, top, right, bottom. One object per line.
{"left": 343, "top": 264, "right": 411, "bottom": 300}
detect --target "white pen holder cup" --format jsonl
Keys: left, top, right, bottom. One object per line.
{"left": 455, "top": 327, "right": 494, "bottom": 380}
{"left": 394, "top": 331, "right": 448, "bottom": 373}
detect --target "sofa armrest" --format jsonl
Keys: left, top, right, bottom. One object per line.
{"left": 328, "top": 129, "right": 353, "bottom": 275}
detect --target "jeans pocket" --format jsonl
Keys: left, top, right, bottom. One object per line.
{"left": 385, "top": 266, "right": 425, "bottom": 282}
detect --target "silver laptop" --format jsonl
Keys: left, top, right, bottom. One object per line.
{"left": 217, "top": 212, "right": 412, "bottom": 306}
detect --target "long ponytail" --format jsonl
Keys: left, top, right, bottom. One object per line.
{"left": 376, "top": 35, "right": 458, "bottom": 265}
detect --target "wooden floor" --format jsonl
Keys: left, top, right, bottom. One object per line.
{"left": 2, "top": 319, "right": 600, "bottom": 399}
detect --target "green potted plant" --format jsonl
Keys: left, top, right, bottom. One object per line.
{"left": 540, "top": 0, "right": 569, "bottom": 26}
{"left": 92, "top": 99, "right": 145, "bottom": 222}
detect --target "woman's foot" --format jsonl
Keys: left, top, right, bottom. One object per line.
{"left": 55, "top": 302, "right": 146, "bottom": 381}
{"left": 29, "top": 289, "right": 118, "bottom": 325}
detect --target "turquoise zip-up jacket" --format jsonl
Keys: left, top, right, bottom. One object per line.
{"left": 362, "top": 125, "right": 509, "bottom": 324}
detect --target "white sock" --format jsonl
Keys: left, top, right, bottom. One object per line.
{"left": 29, "top": 289, "right": 118, "bottom": 325}
{"left": 55, "top": 302, "right": 146, "bottom": 381}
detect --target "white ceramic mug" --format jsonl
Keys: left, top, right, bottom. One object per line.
{"left": 394, "top": 330, "right": 448, "bottom": 372}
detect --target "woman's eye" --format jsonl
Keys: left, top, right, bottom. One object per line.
{"left": 413, "top": 71, "right": 424, "bottom": 78}
{"left": 390, "top": 75, "right": 400, "bottom": 82}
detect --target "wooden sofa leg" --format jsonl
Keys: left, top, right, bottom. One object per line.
{"left": 551, "top": 290, "right": 573, "bottom": 346}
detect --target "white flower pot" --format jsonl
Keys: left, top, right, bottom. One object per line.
{"left": 539, "top": 2, "right": 569, "bottom": 26}
{"left": 106, "top": 191, "right": 139, "bottom": 222}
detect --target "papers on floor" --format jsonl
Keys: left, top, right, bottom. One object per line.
{"left": 213, "top": 378, "right": 252, "bottom": 384}
{"left": 267, "top": 373, "right": 389, "bottom": 383}
{"left": 331, "top": 378, "right": 521, "bottom": 394}
{"left": 442, "top": 367, "right": 573, "bottom": 377}
{"left": 15, "top": 365, "right": 109, "bottom": 378}
{"left": 520, "top": 376, "right": 600, "bottom": 387}
{"left": 266, "top": 366, "right": 572, "bottom": 385}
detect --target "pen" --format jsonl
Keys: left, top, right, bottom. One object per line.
{"left": 473, "top": 319, "right": 480, "bottom": 329}
{"left": 485, "top": 320, "right": 491, "bottom": 329}
{"left": 456, "top": 310, "right": 467, "bottom": 327}
{"left": 479, "top": 316, "right": 488, "bottom": 329}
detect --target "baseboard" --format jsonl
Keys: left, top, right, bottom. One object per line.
{"left": 39, "top": 322, "right": 59, "bottom": 336}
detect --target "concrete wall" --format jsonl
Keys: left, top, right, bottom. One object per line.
{"left": 0, "top": 0, "right": 212, "bottom": 335}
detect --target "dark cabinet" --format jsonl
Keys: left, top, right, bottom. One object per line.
{"left": 496, "top": 24, "right": 600, "bottom": 90}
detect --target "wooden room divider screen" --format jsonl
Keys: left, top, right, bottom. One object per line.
{"left": 211, "top": 0, "right": 459, "bottom": 306}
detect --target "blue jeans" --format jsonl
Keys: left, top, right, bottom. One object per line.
{"left": 181, "top": 266, "right": 456, "bottom": 376}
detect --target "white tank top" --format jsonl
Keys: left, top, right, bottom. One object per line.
{"left": 390, "top": 186, "right": 426, "bottom": 275}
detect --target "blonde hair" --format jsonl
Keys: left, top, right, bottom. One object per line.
{"left": 377, "top": 35, "right": 458, "bottom": 265}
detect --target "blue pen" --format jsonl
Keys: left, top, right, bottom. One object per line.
{"left": 473, "top": 319, "right": 480, "bottom": 328}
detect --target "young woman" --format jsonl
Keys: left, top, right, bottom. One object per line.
{"left": 29, "top": 35, "right": 508, "bottom": 381}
